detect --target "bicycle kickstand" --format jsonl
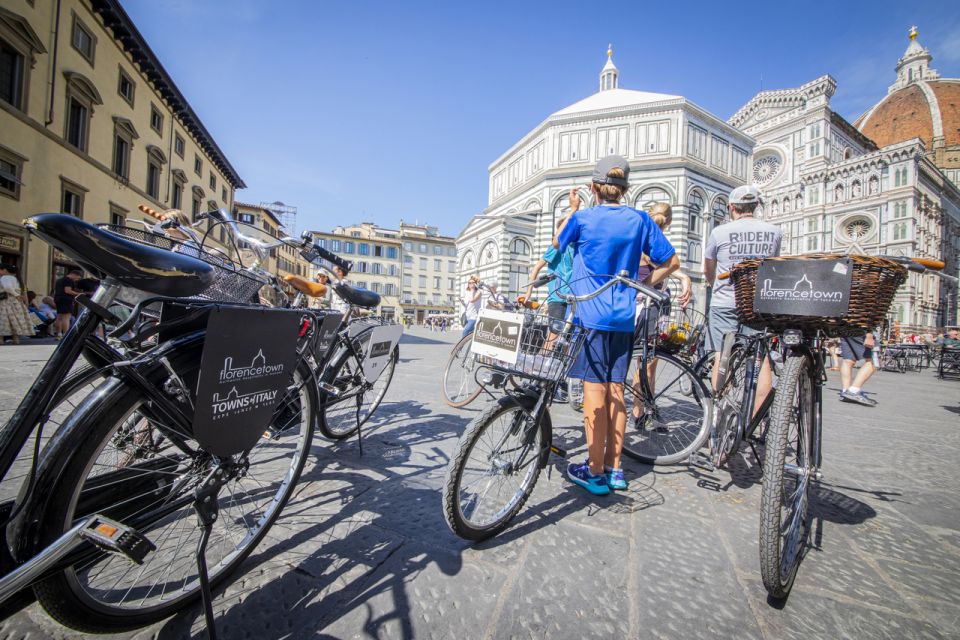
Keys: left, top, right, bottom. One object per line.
{"left": 194, "top": 497, "right": 219, "bottom": 640}
{"left": 747, "top": 439, "right": 763, "bottom": 473}
{"left": 355, "top": 390, "right": 363, "bottom": 456}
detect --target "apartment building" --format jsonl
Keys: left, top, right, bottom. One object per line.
{"left": 0, "top": 0, "right": 244, "bottom": 293}
{"left": 311, "top": 223, "right": 402, "bottom": 320}
{"left": 399, "top": 222, "right": 457, "bottom": 324}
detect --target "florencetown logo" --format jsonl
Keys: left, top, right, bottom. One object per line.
{"left": 476, "top": 320, "right": 519, "bottom": 348}
{"left": 758, "top": 274, "right": 845, "bottom": 302}
{"left": 219, "top": 349, "right": 284, "bottom": 382}
{"left": 211, "top": 386, "right": 279, "bottom": 418}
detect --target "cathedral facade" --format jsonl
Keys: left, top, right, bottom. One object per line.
{"left": 457, "top": 32, "right": 960, "bottom": 330}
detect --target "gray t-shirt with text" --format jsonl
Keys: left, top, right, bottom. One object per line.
{"left": 705, "top": 217, "right": 782, "bottom": 308}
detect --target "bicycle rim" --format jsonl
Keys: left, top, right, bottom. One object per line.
{"left": 622, "top": 353, "right": 711, "bottom": 465}
{"left": 32, "top": 365, "right": 312, "bottom": 628}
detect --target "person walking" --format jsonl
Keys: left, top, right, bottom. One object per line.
{"left": 0, "top": 265, "right": 34, "bottom": 345}
{"left": 460, "top": 277, "right": 482, "bottom": 337}
{"left": 557, "top": 155, "right": 679, "bottom": 495}
{"left": 839, "top": 333, "right": 879, "bottom": 406}
{"left": 704, "top": 185, "right": 781, "bottom": 417}
{"left": 52, "top": 268, "right": 82, "bottom": 337}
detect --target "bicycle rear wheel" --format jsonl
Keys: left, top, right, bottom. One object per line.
{"left": 443, "top": 396, "right": 550, "bottom": 540}
{"left": 442, "top": 334, "right": 483, "bottom": 408}
{"left": 318, "top": 338, "right": 398, "bottom": 439}
{"left": 622, "top": 350, "right": 711, "bottom": 465}
{"left": 23, "top": 350, "right": 315, "bottom": 632}
{"left": 759, "top": 352, "right": 815, "bottom": 599}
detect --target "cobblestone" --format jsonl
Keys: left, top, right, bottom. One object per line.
{"left": 0, "top": 328, "right": 957, "bottom": 639}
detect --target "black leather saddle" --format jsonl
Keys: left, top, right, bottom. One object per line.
{"left": 334, "top": 283, "right": 381, "bottom": 308}
{"left": 25, "top": 214, "right": 214, "bottom": 297}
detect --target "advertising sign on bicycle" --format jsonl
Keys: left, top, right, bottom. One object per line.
{"left": 470, "top": 308, "right": 525, "bottom": 365}
{"left": 753, "top": 258, "right": 853, "bottom": 318}
{"left": 359, "top": 323, "right": 404, "bottom": 382}
{"left": 193, "top": 307, "right": 301, "bottom": 456}
{"left": 313, "top": 312, "right": 343, "bottom": 358}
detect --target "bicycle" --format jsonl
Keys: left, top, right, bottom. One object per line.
{"left": 442, "top": 271, "right": 701, "bottom": 540}
{"left": 441, "top": 281, "right": 529, "bottom": 408}
{"left": 717, "top": 253, "right": 946, "bottom": 599}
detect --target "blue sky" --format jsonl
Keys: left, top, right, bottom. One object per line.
{"left": 123, "top": 0, "right": 959, "bottom": 237}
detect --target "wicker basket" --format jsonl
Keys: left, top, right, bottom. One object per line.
{"left": 99, "top": 225, "right": 267, "bottom": 304}
{"left": 730, "top": 254, "right": 907, "bottom": 337}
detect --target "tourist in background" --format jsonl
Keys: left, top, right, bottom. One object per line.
{"left": 460, "top": 277, "right": 482, "bottom": 337}
{"left": 839, "top": 333, "right": 879, "bottom": 406}
{"left": 0, "top": 264, "right": 34, "bottom": 345}
{"left": 52, "top": 268, "right": 82, "bottom": 338}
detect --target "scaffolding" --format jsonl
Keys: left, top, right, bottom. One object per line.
{"left": 260, "top": 201, "right": 297, "bottom": 236}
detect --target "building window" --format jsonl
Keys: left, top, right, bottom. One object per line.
{"left": 356, "top": 261, "right": 367, "bottom": 273}
{"left": 0, "top": 39, "right": 26, "bottom": 110}
{"left": 806, "top": 235, "right": 819, "bottom": 251}
{"left": 403, "top": 254, "right": 413, "bottom": 265}
{"left": 893, "top": 201, "right": 908, "bottom": 218}
{"left": 110, "top": 206, "right": 126, "bottom": 226}
{"left": 419, "top": 257, "right": 427, "bottom": 269}
{"left": 807, "top": 217, "right": 818, "bottom": 232}
{"left": 358, "top": 243, "right": 370, "bottom": 255}
{"left": 61, "top": 179, "right": 86, "bottom": 218}
{"left": 173, "top": 132, "right": 185, "bottom": 158}
{"left": 448, "top": 246, "right": 457, "bottom": 257}
{"left": 388, "top": 264, "right": 398, "bottom": 276}
{"left": 117, "top": 67, "right": 134, "bottom": 105}
{"left": 145, "top": 146, "right": 166, "bottom": 200}
{"left": 403, "top": 241, "right": 413, "bottom": 251}
{"left": 64, "top": 72, "right": 106, "bottom": 152}
{"left": 710, "top": 136, "right": 729, "bottom": 171}
{"left": 807, "top": 188, "right": 819, "bottom": 205}
{"left": 448, "top": 260, "right": 456, "bottom": 272}
{"left": 433, "top": 276, "right": 441, "bottom": 289}
{"left": 418, "top": 243, "right": 427, "bottom": 253}
{"left": 343, "top": 241, "right": 354, "bottom": 254}
{"left": 448, "top": 278, "right": 455, "bottom": 290}
{"left": 112, "top": 133, "right": 130, "bottom": 179}
{"left": 637, "top": 187, "right": 671, "bottom": 210}
{"left": 194, "top": 154, "right": 202, "bottom": 176}
{"left": 417, "top": 292, "right": 426, "bottom": 304}
{"left": 403, "top": 274, "right": 412, "bottom": 286}
{"left": 893, "top": 222, "right": 908, "bottom": 241}
{"left": 329, "top": 239, "right": 341, "bottom": 251}
{"left": 559, "top": 130, "right": 590, "bottom": 164}
{"left": 707, "top": 198, "right": 726, "bottom": 234}
{"left": 221, "top": 186, "right": 227, "bottom": 202}
{"left": 172, "top": 180, "right": 183, "bottom": 209}
{"left": 687, "top": 190, "right": 704, "bottom": 235}
{"left": 511, "top": 238, "right": 530, "bottom": 255}
{"left": 432, "top": 245, "right": 442, "bottom": 255}
{"left": 419, "top": 275, "right": 427, "bottom": 287}
{"left": 0, "top": 149, "right": 25, "bottom": 200}
{"left": 71, "top": 14, "right": 96, "bottom": 65}
{"left": 372, "top": 263, "right": 383, "bottom": 275}
{"left": 387, "top": 246, "right": 398, "bottom": 259}
{"left": 385, "top": 283, "right": 395, "bottom": 296}
{"left": 434, "top": 259, "right": 441, "bottom": 270}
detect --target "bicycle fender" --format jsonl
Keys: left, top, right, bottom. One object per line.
{"left": 495, "top": 394, "right": 553, "bottom": 469}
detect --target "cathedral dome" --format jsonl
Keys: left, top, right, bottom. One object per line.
{"left": 854, "top": 28, "right": 959, "bottom": 152}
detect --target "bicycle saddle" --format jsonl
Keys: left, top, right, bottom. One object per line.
{"left": 283, "top": 274, "right": 327, "bottom": 298}
{"left": 25, "top": 213, "right": 214, "bottom": 297}
{"left": 334, "top": 283, "right": 381, "bottom": 308}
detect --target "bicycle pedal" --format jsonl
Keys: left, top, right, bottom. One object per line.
{"left": 549, "top": 445, "right": 567, "bottom": 458}
{"left": 687, "top": 451, "right": 715, "bottom": 472}
{"left": 318, "top": 382, "right": 341, "bottom": 397}
{"left": 79, "top": 515, "right": 156, "bottom": 565}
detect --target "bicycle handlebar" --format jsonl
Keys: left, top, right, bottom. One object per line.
{"left": 716, "top": 255, "right": 948, "bottom": 282}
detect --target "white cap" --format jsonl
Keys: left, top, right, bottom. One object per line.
{"left": 729, "top": 184, "right": 762, "bottom": 205}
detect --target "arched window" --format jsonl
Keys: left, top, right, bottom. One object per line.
{"left": 511, "top": 238, "right": 531, "bottom": 256}
{"left": 479, "top": 241, "right": 498, "bottom": 265}
{"left": 686, "top": 241, "right": 701, "bottom": 263}
{"left": 636, "top": 187, "right": 671, "bottom": 210}
{"left": 707, "top": 197, "right": 726, "bottom": 234}
{"left": 63, "top": 71, "right": 102, "bottom": 152}
{"left": 460, "top": 250, "right": 475, "bottom": 272}
{"left": 687, "top": 190, "right": 705, "bottom": 235}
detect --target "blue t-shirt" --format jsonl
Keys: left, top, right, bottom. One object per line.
{"left": 557, "top": 205, "right": 675, "bottom": 332}
{"left": 542, "top": 245, "right": 574, "bottom": 304}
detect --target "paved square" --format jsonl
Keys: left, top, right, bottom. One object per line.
{"left": 0, "top": 329, "right": 958, "bottom": 639}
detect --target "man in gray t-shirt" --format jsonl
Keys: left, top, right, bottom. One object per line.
{"left": 704, "top": 184, "right": 781, "bottom": 415}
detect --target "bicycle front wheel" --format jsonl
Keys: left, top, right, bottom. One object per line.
{"left": 760, "top": 352, "right": 815, "bottom": 599}
{"left": 442, "top": 334, "right": 483, "bottom": 408}
{"left": 318, "top": 341, "right": 398, "bottom": 439}
{"left": 622, "top": 350, "right": 711, "bottom": 465}
{"left": 23, "top": 354, "right": 315, "bottom": 632}
{"left": 443, "top": 397, "right": 550, "bottom": 540}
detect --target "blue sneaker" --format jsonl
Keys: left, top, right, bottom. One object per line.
{"left": 566, "top": 462, "right": 610, "bottom": 495}
{"left": 603, "top": 466, "right": 628, "bottom": 491}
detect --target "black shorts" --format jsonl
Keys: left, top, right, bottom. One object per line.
{"left": 840, "top": 336, "right": 872, "bottom": 361}
{"left": 547, "top": 301, "right": 567, "bottom": 321}
{"left": 54, "top": 296, "right": 73, "bottom": 314}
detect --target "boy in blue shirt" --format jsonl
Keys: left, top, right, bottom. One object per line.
{"left": 555, "top": 155, "right": 679, "bottom": 494}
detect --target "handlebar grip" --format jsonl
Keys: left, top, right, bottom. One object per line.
{"left": 312, "top": 244, "right": 353, "bottom": 275}
{"left": 911, "top": 257, "right": 945, "bottom": 270}
{"left": 529, "top": 273, "right": 557, "bottom": 288}
{"left": 717, "top": 271, "right": 731, "bottom": 281}
{"left": 138, "top": 204, "right": 165, "bottom": 221}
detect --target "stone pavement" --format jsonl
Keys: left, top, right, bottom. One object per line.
{"left": 0, "top": 329, "right": 958, "bottom": 639}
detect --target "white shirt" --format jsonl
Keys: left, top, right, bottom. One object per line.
{"left": 0, "top": 275, "right": 20, "bottom": 296}
{"left": 462, "top": 289, "right": 482, "bottom": 320}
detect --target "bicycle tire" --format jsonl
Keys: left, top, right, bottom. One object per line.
{"left": 621, "top": 350, "right": 712, "bottom": 465}
{"left": 318, "top": 337, "right": 398, "bottom": 439}
{"left": 712, "top": 344, "right": 747, "bottom": 468}
{"left": 442, "top": 334, "right": 483, "bottom": 408}
{"left": 23, "top": 347, "right": 315, "bottom": 632}
{"left": 442, "top": 396, "right": 550, "bottom": 541}
{"left": 759, "top": 352, "right": 815, "bottom": 600}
